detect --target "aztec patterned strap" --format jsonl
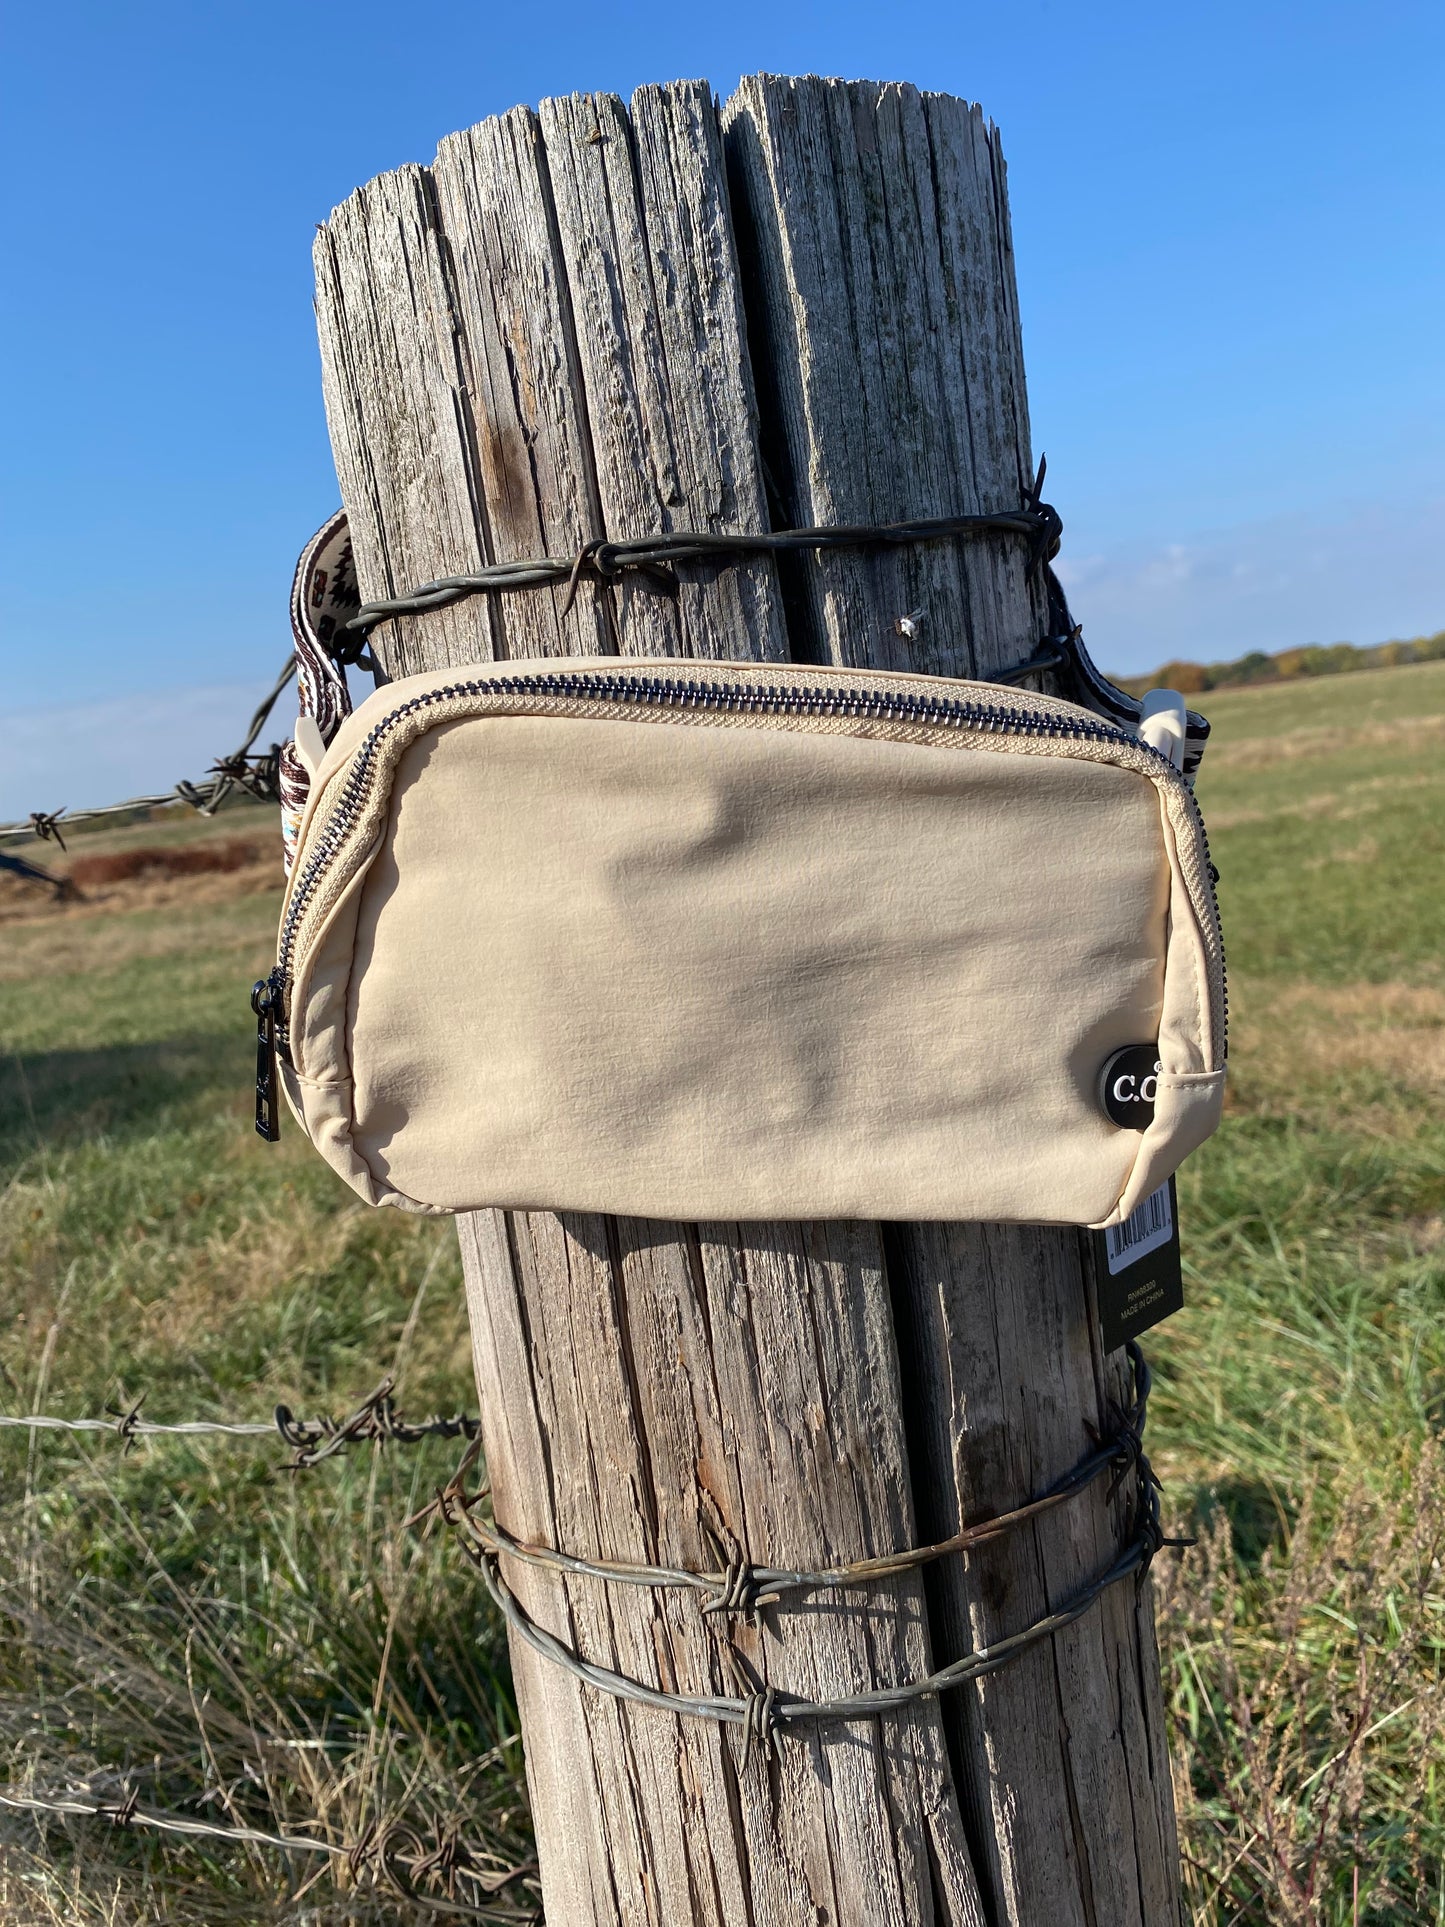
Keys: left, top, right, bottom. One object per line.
{"left": 279, "top": 511, "right": 359, "bottom": 872}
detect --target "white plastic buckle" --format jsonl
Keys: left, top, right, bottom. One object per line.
{"left": 1138, "top": 688, "right": 1188, "bottom": 775}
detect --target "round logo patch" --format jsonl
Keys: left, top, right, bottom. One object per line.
{"left": 1099, "top": 1045, "right": 1161, "bottom": 1130}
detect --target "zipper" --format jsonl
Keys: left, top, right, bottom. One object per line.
{"left": 257, "top": 667, "right": 1228, "bottom": 1136}
{"left": 251, "top": 969, "right": 288, "bottom": 1142}
{"left": 1189, "top": 801, "right": 1229, "bottom": 1066}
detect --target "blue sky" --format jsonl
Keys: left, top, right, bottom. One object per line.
{"left": 2, "top": 0, "right": 1441, "bottom": 817}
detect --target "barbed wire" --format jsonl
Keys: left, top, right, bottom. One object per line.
{"left": 431, "top": 1342, "right": 1191, "bottom": 1762}
{"left": 455, "top": 1491, "right": 1169, "bottom": 1768}
{"left": 0, "top": 657, "right": 295, "bottom": 850}
{"left": 0, "top": 1786, "right": 540, "bottom": 1921}
{"left": 430, "top": 1342, "right": 1157, "bottom": 1623}
{"left": 0, "top": 1376, "right": 480, "bottom": 1472}
{"left": 344, "top": 491, "right": 1063, "bottom": 638}
{"left": 3, "top": 462, "right": 1206, "bottom": 860}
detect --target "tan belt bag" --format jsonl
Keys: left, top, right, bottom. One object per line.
{"left": 255, "top": 654, "right": 1225, "bottom": 1228}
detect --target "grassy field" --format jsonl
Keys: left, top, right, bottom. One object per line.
{"left": 1151, "top": 664, "right": 1445, "bottom": 1923}
{"left": 2, "top": 664, "right": 1442, "bottom": 1923}
{"left": 0, "top": 809, "right": 527, "bottom": 1923}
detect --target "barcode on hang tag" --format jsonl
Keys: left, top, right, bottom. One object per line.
{"left": 1104, "top": 1184, "right": 1174, "bottom": 1275}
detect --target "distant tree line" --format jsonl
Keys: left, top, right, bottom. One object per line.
{"left": 1116, "top": 628, "right": 1445, "bottom": 697}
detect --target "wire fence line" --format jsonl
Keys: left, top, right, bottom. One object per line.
{"left": 0, "top": 658, "right": 295, "bottom": 850}
{"left": 3, "top": 1321, "right": 1185, "bottom": 1885}
{"left": 0, "top": 1786, "right": 540, "bottom": 1922}
{"left": 0, "top": 1376, "right": 480, "bottom": 1471}
{"left": 3, "top": 1368, "right": 524, "bottom": 1916}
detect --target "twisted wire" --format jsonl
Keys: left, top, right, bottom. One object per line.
{"left": 0, "top": 658, "right": 295, "bottom": 848}
{"left": 449, "top": 1497, "right": 1160, "bottom": 1744}
{"left": 0, "top": 1376, "right": 480, "bottom": 1470}
{"left": 434, "top": 1344, "right": 1186, "bottom": 1747}
{"left": 0, "top": 1788, "right": 538, "bottom": 1922}
{"left": 343, "top": 495, "right": 1062, "bottom": 640}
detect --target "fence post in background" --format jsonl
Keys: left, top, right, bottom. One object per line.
{"left": 314, "top": 75, "right": 1182, "bottom": 1927}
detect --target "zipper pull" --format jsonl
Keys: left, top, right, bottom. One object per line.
{"left": 251, "top": 969, "right": 287, "bottom": 1143}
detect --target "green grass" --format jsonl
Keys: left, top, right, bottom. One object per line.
{"left": 1151, "top": 664, "right": 1445, "bottom": 1923}
{"left": 2, "top": 672, "right": 1443, "bottom": 1923}
{"left": 1192, "top": 663, "right": 1445, "bottom": 983}
{"left": 0, "top": 859, "right": 529, "bottom": 1923}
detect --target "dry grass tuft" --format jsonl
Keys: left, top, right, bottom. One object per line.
{"left": 1160, "top": 1443, "right": 1445, "bottom": 1924}
{"left": 0, "top": 1462, "right": 532, "bottom": 1925}
{"left": 1204, "top": 713, "right": 1445, "bottom": 771}
{"left": 66, "top": 838, "right": 266, "bottom": 889}
{"left": 1225, "top": 978, "right": 1445, "bottom": 1107}
{"left": 0, "top": 856, "right": 281, "bottom": 930}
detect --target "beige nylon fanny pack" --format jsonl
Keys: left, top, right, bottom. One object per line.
{"left": 256, "top": 654, "right": 1225, "bottom": 1228}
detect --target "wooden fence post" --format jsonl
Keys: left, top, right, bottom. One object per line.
{"left": 314, "top": 75, "right": 1183, "bottom": 1927}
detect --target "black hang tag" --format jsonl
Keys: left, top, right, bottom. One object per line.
{"left": 1092, "top": 1176, "right": 1183, "bottom": 1352}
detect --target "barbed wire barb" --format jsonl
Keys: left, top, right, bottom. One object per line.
{"left": 0, "top": 1376, "right": 481, "bottom": 1467}
{"left": 428, "top": 1341, "right": 1160, "bottom": 1616}
{"left": 0, "top": 657, "right": 296, "bottom": 848}
{"left": 0, "top": 1786, "right": 540, "bottom": 1921}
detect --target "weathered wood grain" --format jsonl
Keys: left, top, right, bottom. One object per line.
{"left": 537, "top": 84, "right": 786, "bottom": 663}
{"left": 315, "top": 165, "right": 502, "bottom": 675}
{"left": 722, "top": 76, "right": 1042, "bottom": 684}
{"left": 722, "top": 73, "right": 1180, "bottom": 1926}
{"left": 315, "top": 71, "right": 1181, "bottom": 1927}
{"left": 318, "top": 84, "right": 985, "bottom": 1927}
{"left": 431, "top": 107, "right": 613, "bottom": 661}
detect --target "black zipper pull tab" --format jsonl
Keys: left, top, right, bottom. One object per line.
{"left": 251, "top": 970, "right": 286, "bottom": 1143}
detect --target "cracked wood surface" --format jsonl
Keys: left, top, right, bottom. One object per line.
{"left": 314, "top": 72, "right": 1181, "bottom": 1927}
{"left": 722, "top": 77, "right": 1182, "bottom": 1926}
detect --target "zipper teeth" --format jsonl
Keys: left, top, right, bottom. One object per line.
{"left": 1183, "top": 785, "right": 1230, "bottom": 1062}
{"left": 277, "top": 668, "right": 1225, "bottom": 1058}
